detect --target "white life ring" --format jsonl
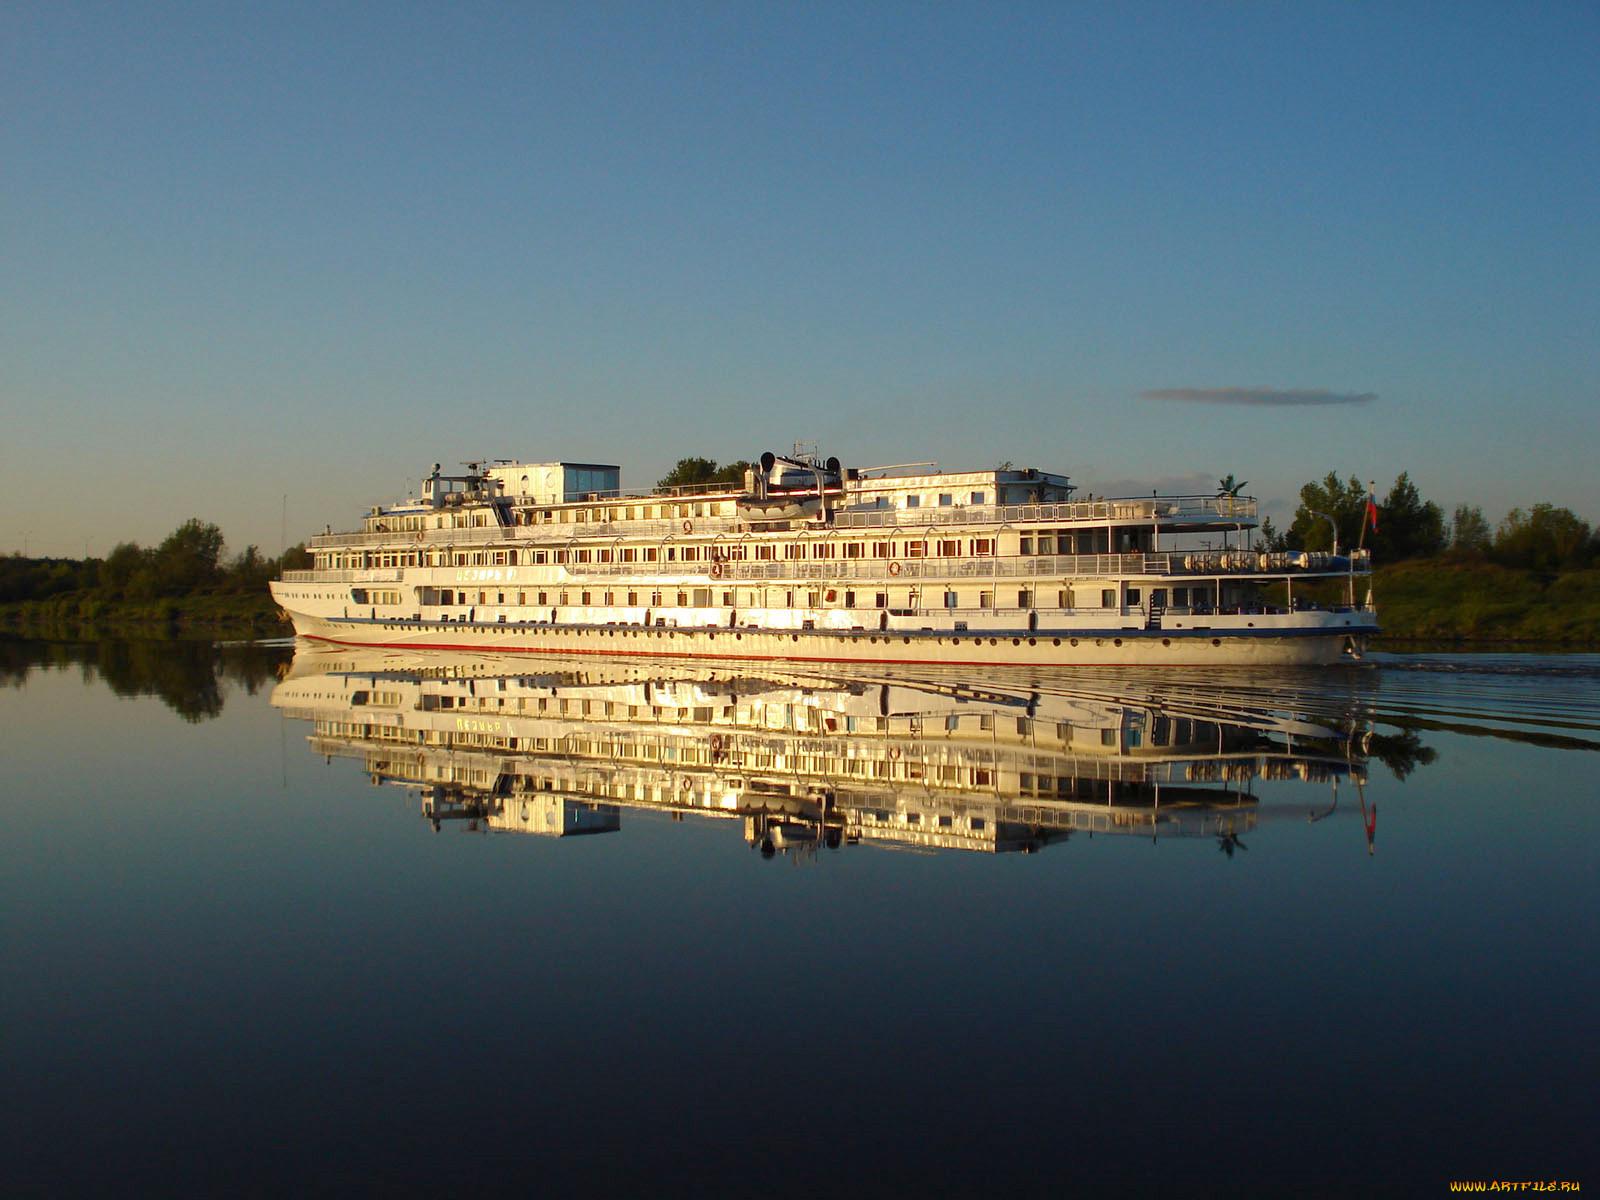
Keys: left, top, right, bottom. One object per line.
{"left": 888, "top": 561, "right": 902, "bottom": 576}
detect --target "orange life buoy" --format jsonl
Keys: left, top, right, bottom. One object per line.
{"left": 710, "top": 734, "right": 724, "bottom": 751}
{"left": 888, "top": 561, "right": 902, "bottom": 576}
{"left": 889, "top": 746, "right": 901, "bottom": 760}
{"left": 711, "top": 563, "right": 723, "bottom": 578}
{"left": 682, "top": 519, "right": 693, "bottom": 534}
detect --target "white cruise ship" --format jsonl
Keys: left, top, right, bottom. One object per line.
{"left": 271, "top": 446, "right": 1378, "bottom": 665}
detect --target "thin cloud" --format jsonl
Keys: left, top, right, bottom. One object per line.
{"left": 1142, "top": 387, "right": 1377, "bottom": 407}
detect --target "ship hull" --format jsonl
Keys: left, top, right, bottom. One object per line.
{"left": 276, "top": 607, "right": 1372, "bottom": 667}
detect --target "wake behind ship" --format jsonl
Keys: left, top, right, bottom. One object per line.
{"left": 271, "top": 446, "right": 1378, "bottom": 666}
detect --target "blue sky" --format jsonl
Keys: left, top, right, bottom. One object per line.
{"left": 5, "top": 1, "right": 1596, "bottom": 557}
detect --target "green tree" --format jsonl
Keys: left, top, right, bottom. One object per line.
{"left": 99, "top": 541, "right": 149, "bottom": 598}
{"left": 276, "top": 544, "right": 313, "bottom": 574}
{"left": 656, "top": 457, "right": 755, "bottom": 491}
{"left": 1491, "top": 504, "right": 1593, "bottom": 571}
{"left": 1449, "top": 504, "right": 1492, "bottom": 557}
{"left": 1372, "top": 472, "right": 1446, "bottom": 560}
{"left": 152, "top": 519, "right": 226, "bottom": 595}
{"left": 1285, "top": 472, "right": 1369, "bottom": 552}
{"left": 223, "top": 545, "right": 274, "bottom": 593}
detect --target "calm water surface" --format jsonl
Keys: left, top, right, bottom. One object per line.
{"left": 3, "top": 640, "right": 1596, "bottom": 1196}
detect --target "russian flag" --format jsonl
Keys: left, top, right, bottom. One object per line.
{"left": 1365, "top": 492, "right": 1379, "bottom": 532}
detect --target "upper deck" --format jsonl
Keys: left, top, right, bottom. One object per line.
{"left": 313, "top": 453, "right": 1258, "bottom": 551}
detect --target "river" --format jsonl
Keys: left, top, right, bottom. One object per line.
{"left": 3, "top": 640, "right": 1595, "bottom": 1196}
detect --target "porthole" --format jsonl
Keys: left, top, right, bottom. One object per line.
{"left": 1068, "top": 638, "right": 1077, "bottom": 647}
{"left": 1028, "top": 638, "right": 1036, "bottom": 646}
{"left": 1113, "top": 638, "right": 1122, "bottom": 647}
{"left": 1012, "top": 638, "right": 1020, "bottom": 646}
{"left": 1053, "top": 638, "right": 1061, "bottom": 646}
{"left": 1162, "top": 638, "right": 1171, "bottom": 646}
{"left": 1212, "top": 638, "right": 1222, "bottom": 647}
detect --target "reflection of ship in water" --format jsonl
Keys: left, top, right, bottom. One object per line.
{"left": 272, "top": 647, "right": 1379, "bottom": 858}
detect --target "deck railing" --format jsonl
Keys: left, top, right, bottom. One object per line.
{"left": 306, "top": 494, "right": 1258, "bottom": 550}
{"left": 284, "top": 548, "right": 1368, "bottom": 588}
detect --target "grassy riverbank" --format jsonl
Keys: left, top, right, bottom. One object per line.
{"left": 0, "top": 589, "right": 287, "bottom": 640}
{"left": 1370, "top": 560, "right": 1600, "bottom": 645}
{"left": 1280, "top": 559, "right": 1600, "bottom": 647}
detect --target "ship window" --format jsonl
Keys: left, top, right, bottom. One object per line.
{"left": 872, "top": 541, "right": 889, "bottom": 558}
{"left": 971, "top": 491, "right": 985, "bottom": 505}
{"left": 1127, "top": 589, "right": 1141, "bottom": 605}
{"left": 1037, "top": 535, "right": 1055, "bottom": 554}
{"left": 972, "top": 538, "right": 993, "bottom": 555}
{"left": 538, "top": 592, "right": 547, "bottom": 604}
{"left": 843, "top": 542, "right": 863, "bottom": 558}
{"left": 845, "top": 591, "right": 856, "bottom": 608}
{"left": 938, "top": 493, "right": 953, "bottom": 506}
{"left": 905, "top": 495, "right": 920, "bottom": 509}
{"left": 905, "top": 540, "right": 925, "bottom": 558}
{"left": 1101, "top": 589, "right": 1116, "bottom": 607}
{"left": 979, "top": 591, "right": 993, "bottom": 608}
{"left": 1018, "top": 589, "right": 1033, "bottom": 608}
{"left": 938, "top": 540, "right": 959, "bottom": 557}
{"left": 581, "top": 591, "right": 591, "bottom": 605}
{"left": 876, "top": 592, "right": 887, "bottom": 608}
{"left": 628, "top": 592, "right": 638, "bottom": 605}
{"left": 1020, "top": 536, "right": 1034, "bottom": 554}
{"left": 1174, "top": 587, "right": 1189, "bottom": 606}
{"left": 944, "top": 591, "right": 958, "bottom": 608}
{"left": 677, "top": 591, "right": 688, "bottom": 606}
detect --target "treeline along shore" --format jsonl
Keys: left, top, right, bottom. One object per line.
{"left": 3, "top": 474, "right": 1598, "bottom": 646}
{"left": 1, "top": 520, "right": 306, "bottom": 639}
